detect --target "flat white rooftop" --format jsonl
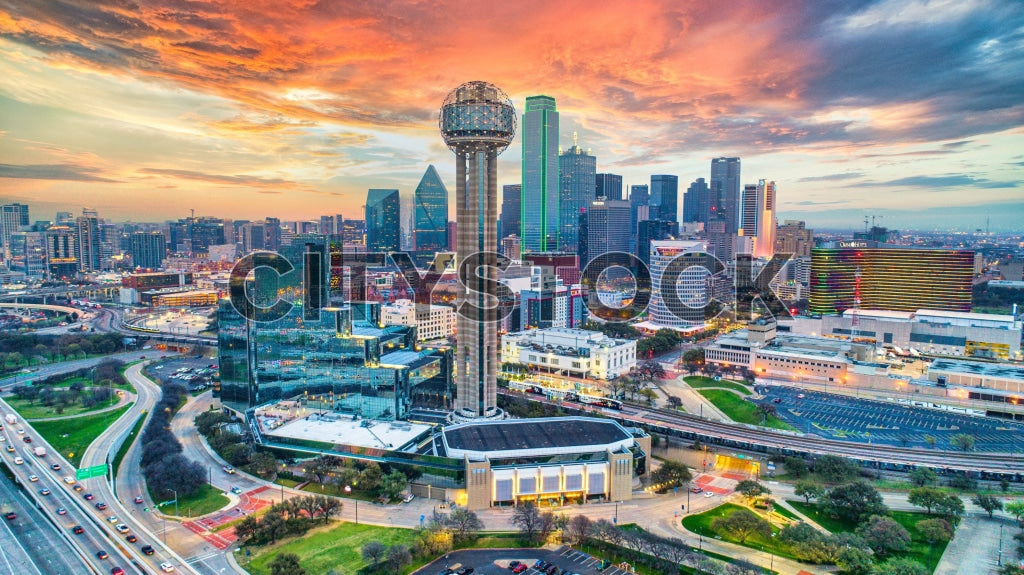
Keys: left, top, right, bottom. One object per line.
{"left": 259, "top": 407, "right": 430, "bottom": 450}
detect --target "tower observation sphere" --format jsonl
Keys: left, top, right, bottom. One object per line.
{"left": 440, "top": 81, "right": 516, "bottom": 154}
{"left": 439, "top": 81, "right": 516, "bottom": 420}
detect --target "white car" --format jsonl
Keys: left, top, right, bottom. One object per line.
{"left": 704, "top": 491, "right": 715, "bottom": 498}
{"left": 107, "top": 515, "right": 118, "bottom": 524}
{"left": 160, "top": 562, "right": 175, "bottom": 572}
{"left": 63, "top": 476, "right": 76, "bottom": 485}
{"left": 0, "top": 435, "right": 6, "bottom": 442}
{"left": 16, "top": 428, "right": 24, "bottom": 434}
{"left": 13, "top": 457, "right": 23, "bottom": 465}
{"left": 28, "top": 474, "right": 38, "bottom": 482}
{"left": 115, "top": 523, "right": 129, "bottom": 534}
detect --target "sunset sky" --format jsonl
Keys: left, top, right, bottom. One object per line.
{"left": 1, "top": 0, "right": 1022, "bottom": 230}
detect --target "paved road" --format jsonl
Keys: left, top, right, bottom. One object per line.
{"left": 0, "top": 351, "right": 166, "bottom": 390}
{"left": 0, "top": 470, "right": 89, "bottom": 575}
{"left": 0, "top": 402, "right": 138, "bottom": 575}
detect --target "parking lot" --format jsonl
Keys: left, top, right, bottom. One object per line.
{"left": 145, "top": 355, "right": 217, "bottom": 392}
{"left": 412, "top": 545, "right": 622, "bottom": 575}
{"left": 764, "top": 387, "right": 1024, "bottom": 452}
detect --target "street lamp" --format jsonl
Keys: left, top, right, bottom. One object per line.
{"left": 345, "top": 485, "right": 358, "bottom": 524}
{"left": 167, "top": 488, "right": 178, "bottom": 517}
{"left": 613, "top": 501, "right": 619, "bottom": 524}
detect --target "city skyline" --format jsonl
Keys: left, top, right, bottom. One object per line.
{"left": 1, "top": 1, "right": 1022, "bottom": 230}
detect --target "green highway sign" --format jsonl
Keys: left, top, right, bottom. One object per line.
{"left": 75, "top": 464, "right": 108, "bottom": 480}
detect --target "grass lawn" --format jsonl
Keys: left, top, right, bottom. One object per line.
{"left": 697, "top": 389, "right": 795, "bottom": 430}
{"left": 148, "top": 483, "right": 230, "bottom": 518}
{"left": 684, "top": 376, "right": 752, "bottom": 395}
{"left": 241, "top": 521, "right": 420, "bottom": 575}
{"left": 31, "top": 404, "right": 132, "bottom": 466}
{"left": 681, "top": 503, "right": 797, "bottom": 561}
{"left": 273, "top": 477, "right": 300, "bottom": 488}
{"left": 7, "top": 392, "right": 122, "bottom": 419}
{"left": 787, "top": 501, "right": 950, "bottom": 572}
{"left": 772, "top": 505, "right": 800, "bottom": 522}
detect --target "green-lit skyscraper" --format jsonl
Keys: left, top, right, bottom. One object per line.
{"left": 521, "top": 95, "right": 559, "bottom": 252}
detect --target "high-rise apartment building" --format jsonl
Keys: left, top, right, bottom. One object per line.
{"left": 738, "top": 179, "right": 777, "bottom": 259}
{"left": 558, "top": 133, "right": 596, "bottom": 252}
{"left": 0, "top": 203, "right": 28, "bottom": 261}
{"left": 75, "top": 209, "right": 101, "bottom": 272}
{"left": 649, "top": 174, "right": 679, "bottom": 223}
{"left": 7, "top": 232, "right": 46, "bottom": 276}
{"left": 440, "top": 81, "right": 516, "bottom": 419}
{"left": 776, "top": 220, "right": 814, "bottom": 258}
{"left": 809, "top": 247, "right": 974, "bottom": 315}
{"left": 45, "top": 225, "right": 77, "bottom": 278}
{"left": 710, "top": 157, "right": 741, "bottom": 234}
{"left": 595, "top": 173, "right": 623, "bottom": 201}
{"left": 521, "top": 95, "right": 559, "bottom": 252}
{"left": 413, "top": 165, "right": 449, "bottom": 252}
{"left": 365, "top": 189, "right": 401, "bottom": 252}
{"left": 131, "top": 231, "right": 166, "bottom": 269}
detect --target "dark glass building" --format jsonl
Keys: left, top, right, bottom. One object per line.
{"left": 558, "top": 135, "right": 596, "bottom": 252}
{"left": 683, "top": 178, "right": 709, "bottom": 223}
{"left": 218, "top": 240, "right": 453, "bottom": 418}
{"left": 499, "top": 184, "right": 521, "bottom": 245}
{"left": 365, "top": 189, "right": 401, "bottom": 252}
{"left": 130, "top": 231, "right": 166, "bottom": 269}
{"left": 649, "top": 174, "right": 678, "bottom": 223}
{"left": 710, "top": 157, "right": 741, "bottom": 234}
{"left": 413, "top": 165, "right": 449, "bottom": 252}
{"left": 595, "top": 173, "right": 623, "bottom": 201}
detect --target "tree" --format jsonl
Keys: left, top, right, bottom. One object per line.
{"left": 735, "top": 479, "right": 770, "bottom": 502}
{"left": 908, "top": 487, "right": 947, "bottom": 515}
{"left": 814, "top": 454, "right": 858, "bottom": 483}
{"left": 711, "top": 508, "right": 771, "bottom": 544}
{"left": 234, "top": 515, "right": 260, "bottom": 541}
{"left": 873, "top": 557, "right": 928, "bottom": 575}
{"left": 794, "top": 480, "right": 825, "bottom": 504}
{"left": 915, "top": 518, "right": 953, "bottom": 544}
{"left": 784, "top": 456, "right": 809, "bottom": 478}
{"left": 446, "top": 508, "right": 484, "bottom": 542}
{"left": 361, "top": 541, "right": 386, "bottom": 566}
{"left": 909, "top": 467, "right": 937, "bottom": 487}
{"left": 305, "top": 455, "right": 337, "bottom": 485}
{"left": 934, "top": 494, "right": 965, "bottom": 520}
{"left": 251, "top": 452, "right": 278, "bottom": 477}
{"left": 836, "top": 545, "right": 874, "bottom": 575}
{"left": 386, "top": 544, "right": 412, "bottom": 572}
{"left": 923, "top": 434, "right": 937, "bottom": 449}
{"left": 1000, "top": 479, "right": 1011, "bottom": 493}
{"left": 650, "top": 460, "right": 692, "bottom": 491}
{"left": 379, "top": 470, "right": 408, "bottom": 501}
{"left": 667, "top": 395, "right": 682, "bottom": 409}
{"left": 950, "top": 433, "right": 976, "bottom": 452}
{"left": 320, "top": 496, "right": 341, "bottom": 524}
{"left": 755, "top": 402, "right": 777, "bottom": 425}
{"left": 1004, "top": 500, "right": 1024, "bottom": 523}
{"left": 512, "top": 503, "right": 543, "bottom": 542}
{"left": 856, "top": 515, "right": 911, "bottom": 557}
{"left": 565, "top": 515, "right": 592, "bottom": 545}
{"left": 972, "top": 494, "right": 1003, "bottom": 518}
{"left": 269, "top": 553, "right": 306, "bottom": 575}
{"left": 821, "top": 481, "right": 888, "bottom": 525}
{"left": 638, "top": 387, "right": 658, "bottom": 405}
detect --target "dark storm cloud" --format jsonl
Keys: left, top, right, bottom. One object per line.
{"left": 0, "top": 163, "right": 118, "bottom": 182}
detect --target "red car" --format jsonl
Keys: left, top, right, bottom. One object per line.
{"left": 84, "top": 493, "right": 94, "bottom": 500}
{"left": 513, "top": 565, "right": 527, "bottom": 574}
{"left": 22, "top": 436, "right": 31, "bottom": 443}
{"left": 111, "top": 568, "right": 125, "bottom": 575}
{"left": 134, "top": 495, "right": 143, "bottom": 504}
{"left": 4, "top": 512, "right": 16, "bottom": 521}
{"left": 72, "top": 525, "right": 85, "bottom": 534}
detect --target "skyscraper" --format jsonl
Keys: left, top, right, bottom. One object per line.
{"left": 0, "top": 203, "right": 28, "bottom": 261}
{"left": 649, "top": 240, "right": 710, "bottom": 328}
{"left": 649, "top": 174, "right": 679, "bottom": 223}
{"left": 76, "top": 208, "right": 101, "bottom": 272}
{"left": 595, "top": 173, "right": 623, "bottom": 201}
{"left": 45, "top": 225, "right": 77, "bottom": 279}
{"left": 521, "top": 95, "right": 559, "bottom": 252}
{"left": 629, "top": 184, "right": 649, "bottom": 239}
{"left": 586, "top": 199, "right": 632, "bottom": 265}
{"left": 775, "top": 220, "right": 813, "bottom": 258}
{"left": 365, "top": 189, "right": 401, "bottom": 252}
{"left": 710, "top": 157, "right": 741, "bottom": 234}
{"left": 130, "top": 231, "right": 166, "bottom": 269}
{"left": 499, "top": 184, "right": 521, "bottom": 246}
{"left": 439, "top": 81, "right": 516, "bottom": 419}
{"left": 683, "top": 178, "right": 709, "bottom": 223}
{"left": 558, "top": 132, "right": 596, "bottom": 252}
{"left": 413, "top": 165, "right": 449, "bottom": 252}
{"left": 738, "top": 179, "right": 777, "bottom": 259}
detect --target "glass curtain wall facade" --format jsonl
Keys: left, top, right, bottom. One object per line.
{"left": 218, "top": 239, "right": 453, "bottom": 418}
{"left": 521, "top": 96, "right": 559, "bottom": 252}
{"left": 366, "top": 189, "right": 401, "bottom": 252}
{"left": 558, "top": 137, "right": 596, "bottom": 253}
{"left": 413, "top": 165, "right": 449, "bottom": 252}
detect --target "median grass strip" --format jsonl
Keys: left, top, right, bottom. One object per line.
{"left": 6, "top": 393, "right": 121, "bottom": 419}
{"left": 148, "top": 483, "right": 230, "bottom": 518}
{"left": 240, "top": 522, "right": 420, "bottom": 575}
{"left": 31, "top": 404, "right": 132, "bottom": 467}
{"left": 111, "top": 413, "right": 145, "bottom": 477}
{"left": 684, "top": 376, "right": 752, "bottom": 395}
{"left": 696, "top": 389, "right": 795, "bottom": 430}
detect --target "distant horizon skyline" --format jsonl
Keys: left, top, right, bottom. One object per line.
{"left": 1, "top": 1, "right": 1022, "bottom": 232}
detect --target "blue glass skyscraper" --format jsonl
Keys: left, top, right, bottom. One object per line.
{"left": 365, "top": 188, "right": 400, "bottom": 252}
{"left": 558, "top": 133, "right": 595, "bottom": 252}
{"left": 413, "top": 165, "right": 449, "bottom": 252}
{"left": 521, "top": 95, "right": 559, "bottom": 252}
{"left": 650, "top": 174, "right": 679, "bottom": 224}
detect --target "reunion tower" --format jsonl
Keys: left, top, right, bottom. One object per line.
{"left": 439, "top": 81, "right": 516, "bottom": 420}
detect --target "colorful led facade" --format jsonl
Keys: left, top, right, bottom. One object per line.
{"left": 809, "top": 247, "right": 974, "bottom": 315}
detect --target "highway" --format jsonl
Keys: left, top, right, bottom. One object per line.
{"left": 0, "top": 350, "right": 167, "bottom": 391}
{"left": 507, "top": 392, "right": 1024, "bottom": 476}
{"left": 0, "top": 408, "right": 140, "bottom": 575}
